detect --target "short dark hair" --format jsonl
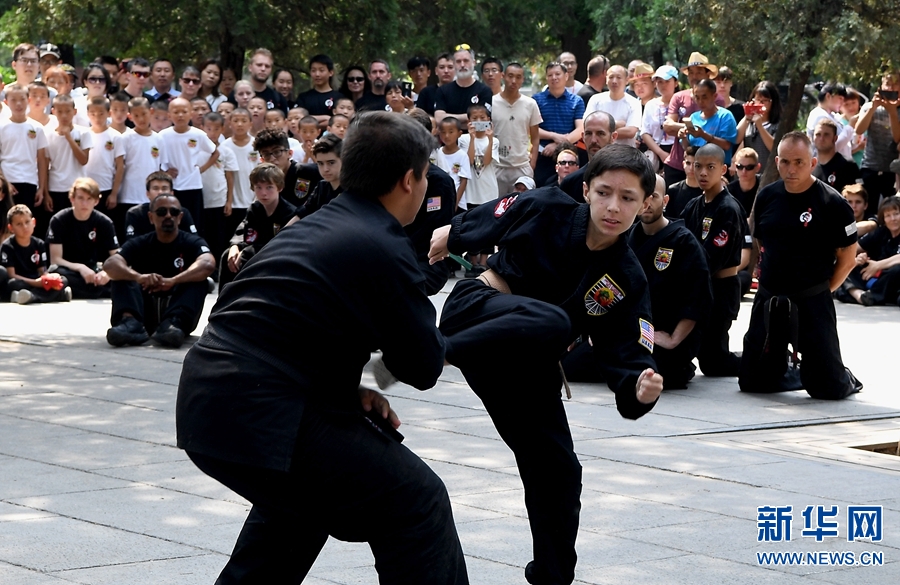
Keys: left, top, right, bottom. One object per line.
{"left": 695, "top": 78, "right": 717, "bottom": 94}
{"left": 778, "top": 130, "right": 813, "bottom": 157}
{"left": 151, "top": 58, "right": 173, "bottom": 70}
{"left": 407, "top": 56, "right": 431, "bottom": 70}
{"left": 146, "top": 171, "right": 173, "bottom": 192}
{"left": 150, "top": 99, "right": 168, "bottom": 112}
{"left": 253, "top": 128, "right": 290, "bottom": 151}
{"left": 96, "top": 55, "right": 119, "bottom": 68}
{"left": 407, "top": 108, "right": 433, "bottom": 133}
{"left": 877, "top": 195, "right": 900, "bottom": 226}
{"left": 340, "top": 111, "right": 433, "bottom": 198}
{"left": 300, "top": 115, "right": 318, "bottom": 126}
{"left": 587, "top": 55, "right": 610, "bottom": 78}
{"left": 313, "top": 133, "right": 342, "bottom": 157}
{"left": 250, "top": 162, "right": 286, "bottom": 190}
{"left": 439, "top": 116, "right": 463, "bottom": 131}
{"left": 110, "top": 91, "right": 130, "bottom": 105}
{"left": 203, "top": 112, "right": 224, "bottom": 125}
{"left": 385, "top": 80, "right": 403, "bottom": 93}
{"left": 695, "top": 143, "right": 726, "bottom": 164}
{"left": 467, "top": 104, "right": 490, "bottom": 118}
{"left": 584, "top": 144, "right": 656, "bottom": 199}
{"left": 81, "top": 62, "right": 110, "bottom": 89}
{"left": 328, "top": 114, "right": 349, "bottom": 126}
{"left": 128, "top": 58, "right": 150, "bottom": 72}
{"left": 309, "top": 53, "right": 334, "bottom": 72}
{"left": 51, "top": 93, "right": 75, "bottom": 107}
{"left": 819, "top": 82, "right": 847, "bottom": 102}
{"left": 88, "top": 95, "right": 111, "bottom": 112}
{"left": 370, "top": 59, "right": 390, "bottom": 73}
{"left": 481, "top": 57, "right": 503, "bottom": 73}
{"left": 13, "top": 43, "right": 38, "bottom": 61}
{"left": 505, "top": 62, "right": 525, "bottom": 73}
{"left": 435, "top": 52, "right": 452, "bottom": 64}
{"left": 26, "top": 81, "right": 49, "bottom": 97}
{"left": 546, "top": 61, "right": 567, "bottom": 74}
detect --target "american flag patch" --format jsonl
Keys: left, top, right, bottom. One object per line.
{"left": 427, "top": 197, "right": 441, "bottom": 212}
{"left": 639, "top": 319, "right": 654, "bottom": 353}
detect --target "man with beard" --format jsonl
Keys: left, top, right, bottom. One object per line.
{"left": 355, "top": 60, "right": 391, "bottom": 112}
{"left": 231, "top": 48, "right": 288, "bottom": 114}
{"left": 812, "top": 118, "right": 860, "bottom": 194}
{"left": 558, "top": 111, "right": 617, "bottom": 201}
{"left": 104, "top": 194, "right": 215, "bottom": 348}
{"left": 434, "top": 46, "right": 493, "bottom": 124}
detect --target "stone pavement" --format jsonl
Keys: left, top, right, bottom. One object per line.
{"left": 1, "top": 285, "right": 899, "bottom": 584}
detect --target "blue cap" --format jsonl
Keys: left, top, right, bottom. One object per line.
{"left": 652, "top": 65, "right": 679, "bottom": 81}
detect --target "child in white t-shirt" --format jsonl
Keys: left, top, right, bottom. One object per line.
{"left": 220, "top": 107, "right": 257, "bottom": 239}
{"left": 432, "top": 117, "right": 470, "bottom": 211}
{"left": 45, "top": 94, "right": 92, "bottom": 214}
{"left": 118, "top": 96, "right": 163, "bottom": 242}
{"left": 0, "top": 84, "right": 49, "bottom": 215}
{"left": 201, "top": 112, "right": 238, "bottom": 263}
{"left": 457, "top": 104, "right": 500, "bottom": 273}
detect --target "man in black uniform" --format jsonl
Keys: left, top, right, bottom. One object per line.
{"left": 434, "top": 47, "right": 493, "bottom": 124}
{"left": 681, "top": 144, "right": 746, "bottom": 376}
{"left": 293, "top": 54, "right": 343, "bottom": 128}
{"left": 629, "top": 176, "right": 712, "bottom": 387}
{"left": 176, "top": 112, "right": 467, "bottom": 584}
{"left": 289, "top": 135, "right": 343, "bottom": 222}
{"left": 558, "top": 111, "right": 617, "bottom": 201}
{"left": 812, "top": 118, "right": 860, "bottom": 194}
{"left": 665, "top": 148, "right": 702, "bottom": 219}
{"left": 104, "top": 194, "right": 214, "bottom": 348}
{"left": 740, "top": 131, "right": 861, "bottom": 399}
{"left": 219, "top": 164, "right": 296, "bottom": 290}
{"left": 47, "top": 178, "right": 119, "bottom": 299}
{"left": 124, "top": 172, "right": 198, "bottom": 241}
{"left": 430, "top": 145, "right": 663, "bottom": 585}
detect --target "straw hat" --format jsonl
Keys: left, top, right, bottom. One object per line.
{"left": 680, "top": 52, "right": 718, "bottom": 78}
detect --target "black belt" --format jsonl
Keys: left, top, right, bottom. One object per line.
{"left": 759, "top": 281, "right": 830, "bottom": 357}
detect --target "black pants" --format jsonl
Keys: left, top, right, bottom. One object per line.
{"left": 440, "top": 279, "right": 580, "bottom": 585}
{"left": 7, "top": 277, "right": 69, "bottom": 303}
{"left": 739, "top": 287, "right": 857, "bottom": 399}
{"left": 185, "top": 397, "right": 467, "bottom": 584}
{"left": 698, "top": 275, "right": 741, "bottom": 376}
{"left": 861, "top": 168, "right": 896, "bottom": 218}
{"left": 174, "top": 189, "right": 205, "bottom": 237}
{"left": 102, "top": 198, "right": 134, "bottom": 247}
{"left": 562, "top": 330, "right": 699, "bottom": 390}
{"left": 51, "top": 266, "right": 110, "bottom": 299}
{"left": 203, "top": 206, "right": 229, "bottom": 269}
{"left": 843, "top": 264, "right": 900, "bottom": 307}
{"left": 218, "top": 247, "right": 255, "bottom": 291}
{"left": 110, "top": 280, "right": 206, "bottom": 334}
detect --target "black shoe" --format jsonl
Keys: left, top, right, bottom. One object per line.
{"left": 859, "top": 291, "right": 876, "bottom": 306}
{"left": 152, "top": 318, "right": 186, "bottom": 348}
{"left": 846, "top": 368, "right": 863, "bottom": 394}
{"left": 107, "top": 316, "right": 150, "bottom": 347}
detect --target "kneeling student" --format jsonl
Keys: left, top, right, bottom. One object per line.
{"left": 2, "top": 204, "right": 71, "bottom": 304}
{"left": 104, "top": 194, "right": 215, "bottom": 348}
{"left": 219, "top": 163, "right": 296, "bottom": 290}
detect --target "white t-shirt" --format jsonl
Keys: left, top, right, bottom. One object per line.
{"left": 431, "top": 147, "right": 472, "bottom": 208}
{"left": 119, "top": 130, "right": 163, "bottom": 205}
{"left": 221, "top": 137, "right": 259, "bottom": 209}
{"left": 83, "top": 128, "right": 124, "bottom": 191}
{"left": 491, "top": 94, "right": 543, "bottom": 168}
{"left": 641, "top": 97, "right": 674, "bottom": 146}
{"left": 584, "top": 91, "right": 642, "bottom": 146}
{"left": 457, "top": 134, "right": 500, "bottom": 206}
{"left": 202, "top": 144, "right": 239, "bottom": 208}
{"left": 289, "top": 137, "right": 303, "bottom": 163}
{"left": 159, "top": 126, "right": 217, "bottom": 191}
{"left": 0, "top": 118, "right": 50, "bottom": 185}
{"left": 45, "top": 124, "right": 93, "bottom": 193}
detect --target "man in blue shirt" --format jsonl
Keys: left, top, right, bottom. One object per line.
{"left": 679, "top": 79, "right": 737, "bottom": 165}
{"left": 533, "top": 62, "right": 585, "bottom": 185}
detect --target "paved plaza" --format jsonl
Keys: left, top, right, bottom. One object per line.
{"left": 1, "top": 283, "right": 899, "bottom": 584}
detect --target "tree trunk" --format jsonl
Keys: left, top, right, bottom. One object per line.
{"left": 219, "top": 28, "right": 244, "bottom": 76}
{"left": 759, "top": 68, "right": 811, "bottom": 188}
{"left": 560, "top": 29, "right": 592, "bottom": 83}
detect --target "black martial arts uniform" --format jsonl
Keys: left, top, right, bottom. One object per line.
{"left": 405, "top": 165, "right": 456, "bottom": 295}
{"left": 682, "top": 188, "right": 746, "bottom": 376}
{"left": 176, "top": 193, "right": 467, "bottom": 585}
{"left": 293, "top": 181, "right": 342, "bottom": 222}
{"left": 627, "top": 220, "right": 712, "bottom": 388}
{"left": 281, "top": 160, "right": 321, "bottom": 208}
{"left": 559, "top": 165, "right": 586, "bottom": 202}
{"left": 110, "top": 231, "right": 212, "bottom": 334}
{"left": 218, "top": 197, "right": 296, "bottom": 289}
{"left": 46, "top": 208, "right": 118, "bottom": 299}
{"left": 441, "top": 187, "right": 657, "bottom": 585}
{"left": 0, "top": 235, "right": 69, "bottom": 302}
{"left": 838, "top": 226, "right": 900, "bottom": 307}
{"left": 665, "top": 180, "right": 703, "bottom": 220}
{"left": 124, "top": 202, "right": 198, "bottom": 241}
{"left": 739, "top": 178, "right": 860, "bottom": 399}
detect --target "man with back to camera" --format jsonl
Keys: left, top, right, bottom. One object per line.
{"left": 176, "top": 111, "right": 468, "bottom": 584}
{"left": 740, "top": 131, "right": 862, "bottom": 399}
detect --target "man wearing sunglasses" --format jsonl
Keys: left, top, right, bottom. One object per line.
{"left": 104, "top": 193, "right": 215, "bottom": 348}
{"left": 121, "top": 58, "right": 153, "bottom": 101}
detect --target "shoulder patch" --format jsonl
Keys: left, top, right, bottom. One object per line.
{"left": 639, "top": 319, "right": 654, "bottom": 352}
{"left": 584, "top": 274, "right": 625, "bottom": 316}
{"left": 713, "top": 230, "right": 729, "bottom": 247}
{"left": 427, "top": 197, "right": 441, "bottom": 212}
{"left": 493, "top": 194, "right": 518, "bottom": 217}
{"left": 845, "top": 222, "right": 857, "bottom": 236}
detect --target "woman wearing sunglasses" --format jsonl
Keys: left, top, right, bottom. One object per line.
{"left": 338, "top": 65, "right": 370, "bottom": 104}
{"left": 74, "top": 62, "right": 111, "bottom": 127}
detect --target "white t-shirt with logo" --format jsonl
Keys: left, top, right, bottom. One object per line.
{"left": 584, "top": 92, "right": 643, "bottom": 146}
{"left": 159, "top": 126, "right": 217, "bottom": 191}
{"left": 202, "top": 143, "right": 239, "bottom": 208}
{"left": 0, "top": 118, "right": 50, "bottom": 185}
{"left": 221, "top": 138, "right": 259, "bottom": 209}
{"left": 83, "top": 128, "right": 125, "bottom": 191}
{"left": 431, "top": 147, "right": 472, "bottom": 209}
{"left": 119, "top": 130, "right": 164, "bottom": 205}
{"left": 45, "top": 124, "right": 94, "bottom": 193}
